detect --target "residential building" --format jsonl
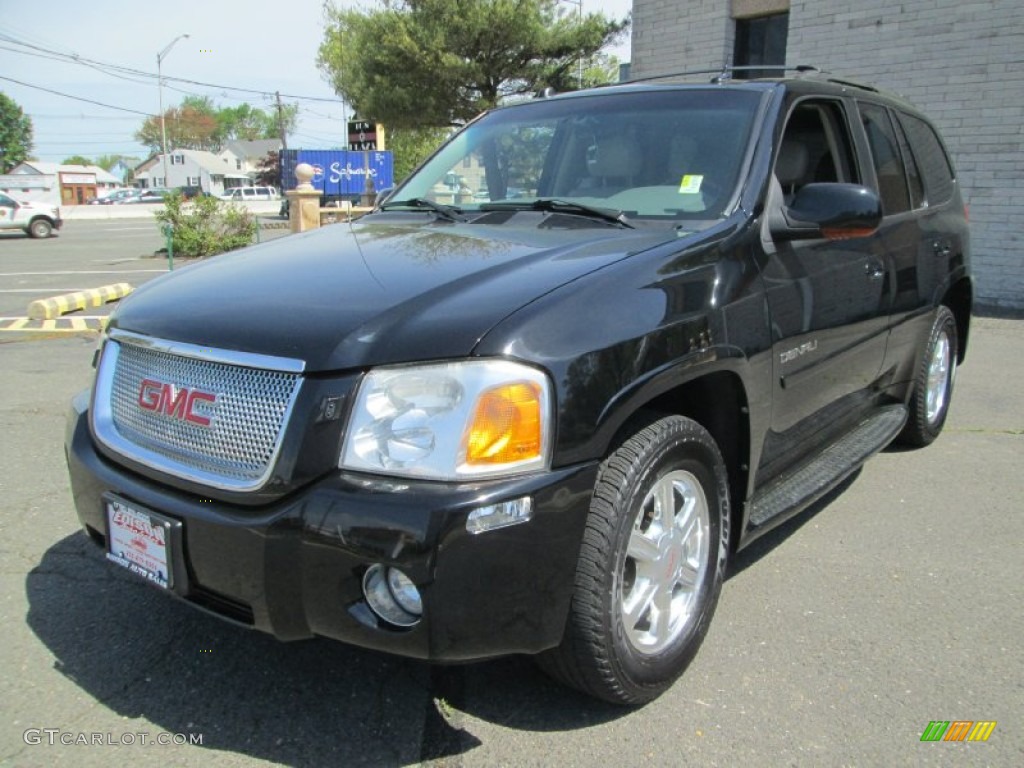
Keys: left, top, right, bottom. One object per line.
{"left": 629, "top": 0, "right": 1024, "bottom": 310}
{"left": 134, "top": 149, "right": 251, "bottom": 195}
{"left": 221, "top": 139, "right": 282, "bottom": 183}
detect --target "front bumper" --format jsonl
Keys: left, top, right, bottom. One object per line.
{"left": 65, "top": 390, "right": 598, "bottom": 661}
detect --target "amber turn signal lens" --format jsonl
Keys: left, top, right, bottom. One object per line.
{"left": 465, "top": 382, "right": 543, "bottom": 465}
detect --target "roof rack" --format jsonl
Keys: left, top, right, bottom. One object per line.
{"left": 620, "top": 64, "right": 822, "bottom": 86}
{"left": 823, "top": 76, "right": 879, "bottom": 92}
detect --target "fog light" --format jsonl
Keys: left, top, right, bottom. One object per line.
{"left": 362, "top": 565, "right": 422, "bottom": 627}
{"left": 466, "top": 496, "right": 533, "bottom": 534}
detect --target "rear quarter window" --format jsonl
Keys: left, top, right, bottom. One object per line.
{"left": 898, "top": 113, "right": 955, "bottom": 206}
{"left": 858, "top": 101, "right": 911, "bottom": 216}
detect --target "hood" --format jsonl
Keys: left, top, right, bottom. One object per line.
{"left": 110, "top": 213, "right": 677, "bottom": 372}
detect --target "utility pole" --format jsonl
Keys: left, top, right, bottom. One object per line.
{"left": 157, "top": 34, "right": 189, "bottom": 189}
{"left": 275, "top": 91, "right": 288, "bottom": 151}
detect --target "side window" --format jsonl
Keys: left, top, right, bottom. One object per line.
{"left": 775, "top": 100, "right": 859, "bottom": 200}
{"left": 858, "top": 102, "right": 911, "bottom": 215}
{"left": 892, "top": 117, "right": 924, "bottom": 209}
{"left": 898, "top": 113, "right": 955, "bottom": 206}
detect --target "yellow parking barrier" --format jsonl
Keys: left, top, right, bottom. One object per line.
{"left": 27, "top": 283, "right": 133, "bottom": 320}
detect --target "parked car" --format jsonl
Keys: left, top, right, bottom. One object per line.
{"left": 66, "top": 71, "right": 971, "bottom": 705}
{"left": 88, "top": 188, "right": 136, "bottom": 205}
{"left": 219, "top": 186, "right": 278, "bottom": 202}
{"left": 0, "top": 192, "right": 61, "bottom": 237}
{"left": 175, "top": 185, "right": 207, "bottom": 200}
{"left": 109, "top": 189, "right": 143, "bottom": 205}
{"left": 126, "top": 188, "right": 172, "bottom": 204}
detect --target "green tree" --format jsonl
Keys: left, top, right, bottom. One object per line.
{"left": 317, "top": 0, "right": 628, "bottom": 129}
{"left": 137, "top": 98, "right": 298, "bottom": 152}
{"left": 580, "top": 53, "right": 622, "bottom": 88}
{"left": 387, "top": 125, "right": 450, "bottom": 183}
{"left": 0, "top": 91, "right": 33, "bottom": 172}
{"left": 62, "top": 155, "right": 93, "bottom": 166}
{"left": 136, "top": 104, "right": 220, "bottom": 152}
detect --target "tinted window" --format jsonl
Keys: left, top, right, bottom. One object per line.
{"left": 859, "top": 102, "right": 910, "bottom": 215}
{"left": 892, "top": 116, "right": 924, "bottom": 209}
{"left": 898, "top": 112, "right": 955, "bottom": 206}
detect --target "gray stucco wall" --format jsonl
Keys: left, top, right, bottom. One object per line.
{"left": 630, "top": 0, "right": 1024, "bottom": 310}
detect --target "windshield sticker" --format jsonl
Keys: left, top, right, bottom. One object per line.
{"left": 678, "top": 175, "right": 704, "bottom": 194}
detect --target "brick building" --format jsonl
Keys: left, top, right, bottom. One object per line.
{"left": 630, "top": 0, "right": 1024, "bottom": 311}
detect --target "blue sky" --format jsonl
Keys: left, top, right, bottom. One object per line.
{"left": 0, "top": 0, "right": 634, "bottom": 164}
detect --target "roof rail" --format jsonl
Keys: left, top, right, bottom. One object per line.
{"left": 620, "top": 64, "right": 821, "bottom": 86}
{"left": 824, "top": 76, "right": 879, "bottom": 92}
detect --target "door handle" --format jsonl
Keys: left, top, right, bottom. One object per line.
{"left": 864, "top": 260, "right": 885, "bottom": 279}
{"left": 933, "top": 241, "right": 952, "bottom": 258}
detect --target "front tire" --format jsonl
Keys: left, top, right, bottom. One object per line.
{"left": 28, "top": 218, "right": 53, "bottom": 238}
{"left": 538, "top": 415, "right": 730, "bottom": 705}
{"left": 898, "top": 306, "right": 957, "bottom": 447}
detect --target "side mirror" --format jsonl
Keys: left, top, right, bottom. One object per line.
{"left": 770, "top": 183, "right": 882, "bottom": 241}
{"left": 374, "top": 186, "right": 395, "bottom": 207}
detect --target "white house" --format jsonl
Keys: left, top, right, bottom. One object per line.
{"left": 135, "top": 149, "right": 251, "bottom": 196}
{"left": 221, "top": 139, "right": 281, "bottom": 180}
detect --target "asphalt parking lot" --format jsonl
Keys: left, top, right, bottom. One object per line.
{"left": 0, "top": 222, "right": 1021, "bottom": 767}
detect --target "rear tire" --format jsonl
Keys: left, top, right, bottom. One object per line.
{"left": 537, "top": 415, "right": 730, "bottom": 705}
{"left": 28, "top": 218, "right": 53, "bottom": 238}
{"left": 898, "top": 306, "right": 957, "bottom": 447}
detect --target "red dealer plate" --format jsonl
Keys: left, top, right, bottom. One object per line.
{"left": 105, "top": 498, "right": 173, "bottom": 590}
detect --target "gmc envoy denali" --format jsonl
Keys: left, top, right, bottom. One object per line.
{"left": 66, "top": 72, "right": 971, "bottom": 704}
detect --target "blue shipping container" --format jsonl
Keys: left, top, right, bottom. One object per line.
{"left": 279, "top": 150, "right": 393, "bottom": 197}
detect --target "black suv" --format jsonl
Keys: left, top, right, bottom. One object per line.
{"left": 65, "top": 73, "right": 971, "bottom": 705}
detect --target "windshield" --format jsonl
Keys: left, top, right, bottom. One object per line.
{"left": 392, "top": 88, "right": 764, "bottom": 226}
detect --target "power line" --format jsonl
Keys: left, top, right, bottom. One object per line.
{"left": 0, "top": 36, "right": 345, "bottom": 104}
{"left": 0, "top": 75, "right": 154, "bottom": 116}
{"left": 30, "top": 114, "right": 141, "bottom": 120}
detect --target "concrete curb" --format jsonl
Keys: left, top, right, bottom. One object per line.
{"left": 27, "top": 283, "right": 133, "bottom": 320}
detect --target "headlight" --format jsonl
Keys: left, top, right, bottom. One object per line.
{"left": 340, "top": 360, "right": 552, "bottom": 480}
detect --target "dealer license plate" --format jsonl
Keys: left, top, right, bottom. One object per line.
{"left": 105, "top": 498, "right": 173, "bottom": 590}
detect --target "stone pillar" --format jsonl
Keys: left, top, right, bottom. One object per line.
{"left": 286, "top": 163, "right": 322, "bottom": 234}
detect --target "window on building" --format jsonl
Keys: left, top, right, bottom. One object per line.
{"left": 734, "top": 13, "right": 788, "bottom": 80}
{"left": 187, "top": 176, "right": 200, "bottom": 186}
{"left": 171, "top": 155, "right": 184, "bottom": 165}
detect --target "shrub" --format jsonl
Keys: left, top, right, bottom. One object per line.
{"left": 154, "top": 192, "right": 257, "bottom": 259}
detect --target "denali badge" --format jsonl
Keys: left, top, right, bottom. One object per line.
{"left": 780, "top": 340, "right": 819, "bottom": 365}
{"left": 137, "top": 378, "right": 217, "bottom": 426}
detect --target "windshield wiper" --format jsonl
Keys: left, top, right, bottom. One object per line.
{"left": 379, "top": 197, "right": 467, "bottom": 222}
{"left": 479, "top": 198, "right": 635, "bottom": 228}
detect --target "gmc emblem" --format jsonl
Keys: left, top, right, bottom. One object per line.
{"left": 137, "top": 378, "right": 217, "bottom": 426}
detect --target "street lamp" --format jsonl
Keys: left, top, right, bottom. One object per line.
{"left": 157, "top": 34, "right": 189, "bottom": 190}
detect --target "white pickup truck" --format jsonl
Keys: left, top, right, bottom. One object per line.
{"left": 0, "top": 192, "right": 62, "bottom": 238}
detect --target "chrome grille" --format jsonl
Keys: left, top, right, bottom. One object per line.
{"left": 92, "top": 332, "right": 303, "bottom": 491}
